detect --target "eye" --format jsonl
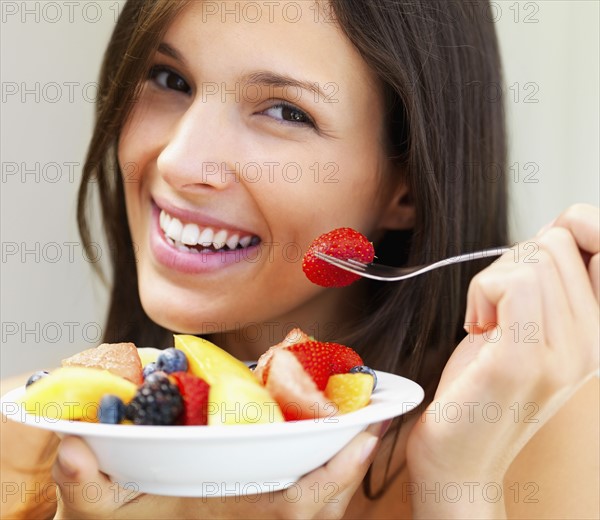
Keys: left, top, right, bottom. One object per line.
{"left": 262, "top": 102, "right": 314, "bottom": 127}
{"left": 149, "top": 65, "right": 191, "bottom": 95}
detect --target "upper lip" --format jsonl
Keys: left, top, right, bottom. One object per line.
{"left": 153, "top": 196, "right": 260, "bottom": 238}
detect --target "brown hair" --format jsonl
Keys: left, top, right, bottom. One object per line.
{"left": 15, "top": 0, "right": 508, "bottom": 515}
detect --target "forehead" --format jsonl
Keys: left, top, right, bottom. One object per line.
{"left": 163, "top": 0, "right": 380, "bottom": 101}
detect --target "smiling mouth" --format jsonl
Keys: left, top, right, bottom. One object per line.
{"left": 159, "top": 209, "right": 261, "bottom": 254}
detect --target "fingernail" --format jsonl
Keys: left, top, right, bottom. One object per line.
{"left": 360, "top": 436, "right": 378, "bottom": 464}
{"left": 57, "top": 443, "right": 78, "bottom": 478}
{"left": 536, "top": 218, "right": 556, "bottom": 237}
{"left": 379, "top": 419, "right": 392, "bottom": 438}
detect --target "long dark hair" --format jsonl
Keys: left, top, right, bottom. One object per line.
{"left": 80, "top": 0, "right": 507, "bottom": 383}
{"left": 12, "top": 0, "right": 508, "bottom": 516}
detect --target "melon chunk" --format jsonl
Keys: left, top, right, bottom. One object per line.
{"left": 62, "top": 342, "right": 143, "bottom": 385}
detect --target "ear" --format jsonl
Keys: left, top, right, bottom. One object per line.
{"left": 378, "top": 178, "right": 415, "bottom": 230}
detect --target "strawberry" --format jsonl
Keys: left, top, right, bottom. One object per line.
{"left": 253, "top": 328, "right": 311, "bottom": 384}
{"left": 302, "top": 227, "right": 375, "bottom": 287}
{"left": 169, "top": 372, "right": 210, "bottom": 425}
{"left": 261, "top": 340, "right": 363, "bottom": 391}
{"left": 286, "top": 341, "right": 363, "bottom": 390}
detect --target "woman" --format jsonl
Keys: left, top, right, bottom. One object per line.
{"left": 2, "top": 0, "right": 598, "bottom": 518}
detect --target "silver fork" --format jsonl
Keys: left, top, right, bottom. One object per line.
{"left": 315, "top": 247, "right": 511, "bottom": 282}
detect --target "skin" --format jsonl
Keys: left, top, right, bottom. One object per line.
{"left": 117, "top": 0, "right": 407, "bottom": 361}
{"left": 1, "top": 1, "right": 598, "bottom": 518}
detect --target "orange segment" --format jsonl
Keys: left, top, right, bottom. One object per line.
{"left": 324, "top": 373, "right": 374, "bottom": 415}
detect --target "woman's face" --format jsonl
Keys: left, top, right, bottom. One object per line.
{"left": 119, "top": 1, "right": 396, "bottom": 349}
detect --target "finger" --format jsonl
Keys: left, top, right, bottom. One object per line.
{"left": 470, "top": 256, "right": 561, "bottom": 349}
{"left": 296, "top": 430, "right": 379, "bottom": 518}
{"left": 552, "top": 203, "right": 600, "bottom": 256}
{"left": 465, "top": 250, "right": 515, "bottom": 330}
{"left": 590, "top": 253, "right": 600, "bottom": 302}
{"left": 52, "top": 436, "right": 139, "bottom": 519}
{"left": 537, "top": 227, "right": 598, "bottom": 316}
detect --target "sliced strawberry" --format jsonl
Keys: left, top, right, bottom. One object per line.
{"left": 286, "top": 341, "right": 363, "bottom": 391}
{"left": 169, "top": 372, "right": 210, "bottom": 425}
{"left": 266, "top": 350, "right": 332, "bottom": 421}
{"left": 302, "top": 227, "right": 375, "bottom": 287}
{"left": 62, "top": 342, "right": 143, "bottom": 385}
{"left": 254, "top": 328, "right": 311, "bottom": 385}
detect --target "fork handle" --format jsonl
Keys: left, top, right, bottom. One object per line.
{"left": 427, "top": 247, "right": 512, "bottom": 271}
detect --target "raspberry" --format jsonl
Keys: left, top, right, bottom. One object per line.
{"left": 170, "top": 372, "right": 210, "bottom": 425}
{"left": 126, "top": 378, "right": 183, "bottom": 425}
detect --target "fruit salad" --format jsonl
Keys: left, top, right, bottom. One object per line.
{"left": 21, "top": 331, "right": 376, "bottom": 426}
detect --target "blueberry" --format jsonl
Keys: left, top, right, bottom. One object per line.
{"left": 145, "top": 371, "right": 169, "bottom": 384}
{"left": 143, "top": 362, "right": 158, "bottom": 379}
{"left": 247, "top": 363, "right": 257, "bottom": 371}
{"left": 98, "top": 395, "right": 126, "bottom": 424}
{"left": 349, "top": 365, "right": 378, "bottom": 391}
{"left": 156, "top": 348, "right": 188, "bottom": 374}
{"left": 25, "top": 371, "right": 49, "bottom": 388}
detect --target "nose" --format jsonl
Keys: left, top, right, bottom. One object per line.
{"left": 157, "top": 101, "right": 240, "bottom": 192}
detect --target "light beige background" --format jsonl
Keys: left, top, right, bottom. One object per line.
{"left": 1, "top": 1, "right": 599, "bottom": 378}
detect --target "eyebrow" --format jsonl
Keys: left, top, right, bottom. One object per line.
{"left": 157, "top": 42, "right": 187, "bottom": 66}
{"left": 156, "top": 42, "right": 327, "bottom": 101}
{"left": 243, "top": 71, "right": 327, "bottom": 101}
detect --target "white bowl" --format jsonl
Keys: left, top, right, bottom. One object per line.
{"left": 1, "top": 371, "right": 423, "bottom": 497}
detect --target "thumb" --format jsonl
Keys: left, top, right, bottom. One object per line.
{"left": 52, "top": 436, "right": 137, "bottom": 519}
{"left": 296, "top": 426, "right": 382, "bottom": 518}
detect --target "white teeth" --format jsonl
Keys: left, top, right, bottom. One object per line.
{"left": 198, "top": 227, "right": 214, "bottom": 247}
{"left": 226, "top": 234, "right": 240, "bottom": 250}
{"left": 239, "top": 236, "right": 252, "bottom": 248}
{"left": 159, "top": 208, "right": 257, "bottom": 252}
{"left": 181, "top": 223, "right": 200, "bottom": 245}
{"left": 159, "top": 210, "right": 172, "bottom": 232}
{"left": 166, "top": 218, "right": 183, "bottom": 242}
{"left": 212, "top": 229, "right": 228, "bottom": 249}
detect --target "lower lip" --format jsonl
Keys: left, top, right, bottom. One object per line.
{"left": 149, "top": 204, "right": 261, "bottom": 274}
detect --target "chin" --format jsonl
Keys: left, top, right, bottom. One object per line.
{"left": 141, "top": 297, "right": 203, "bottom": 335}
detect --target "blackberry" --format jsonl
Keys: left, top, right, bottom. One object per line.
{"left": 126, "top": 378, "right": 184, "bottom": 425}
{"left": 349, "top": 365, "right": 378, "bottom": 391}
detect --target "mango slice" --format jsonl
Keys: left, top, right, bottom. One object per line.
{"left": 208, "top": 378, "right": 283, "bottom": 425}
{"left": 21, "top": 367, "right": 137, "bottom": 422}
{"left": 174, "top": 335, "right": 257, "bottom": 385}
{"left": 175, "top": 335, "right": 284, "bottom": 424}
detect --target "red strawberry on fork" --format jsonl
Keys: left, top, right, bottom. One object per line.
{"left": 302, "top": 228, "right": 375, "bottom": 287}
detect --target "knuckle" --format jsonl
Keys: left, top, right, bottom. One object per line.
{"left": 563, "top": 202, "right": 589, "bottom": 221}
{"left": 506, "top": 265, "right": 537, "bottom": 288}
{"left": 539, "top": 226, "right": 576, "bottom": 250}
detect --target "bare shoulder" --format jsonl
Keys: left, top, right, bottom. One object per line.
{"left": 505, "top": 376, "right": 599, "bottom": 519}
